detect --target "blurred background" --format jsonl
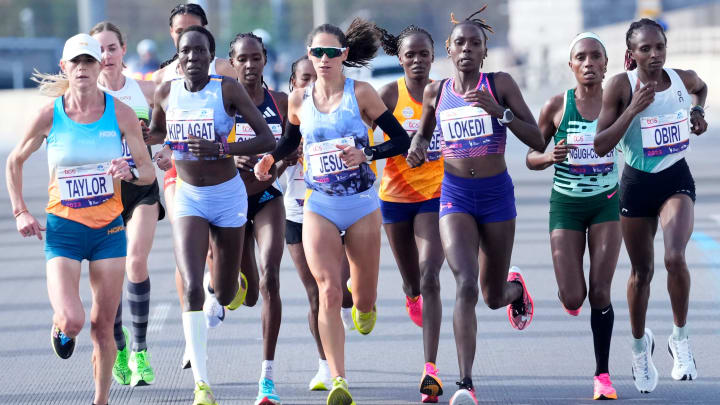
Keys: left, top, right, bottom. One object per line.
{"left": 0, "top": 0, "right": 718, "bottom": 147}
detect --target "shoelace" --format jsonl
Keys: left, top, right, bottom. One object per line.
{"left": 672, "top": 338, "right": 692, "bottom": 369}
{"left": 633, "top": 350, "right": 650, "bottom": 379}
{"left": 455, "top": 380, "right": 473, "bottom": 391}
{"left": 261, "top": 379, "right": 274, "bottom": 393}
{"left": 135, "top": 351, "right": 149, "bottom": 370}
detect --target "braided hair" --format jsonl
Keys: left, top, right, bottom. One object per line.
{"left": 446, "top": 4, "right": 494, "bottom": 48}
{"left": 228, "top": 32, "right": 270, "bottom": 90}
{"left": 160, "top": 3, "right": 209, "bottom": 69}
{"left": 377, "top": 25, "right": 434, "bottom": 56}
{"left": 624, "top": 18, "right": 666, "bottom": 71}
{"left": 288, "top": 55, "right": 309, "bottom": 91}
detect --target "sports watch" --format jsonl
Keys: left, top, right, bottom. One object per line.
{"left": 498, "top": 108, "right": 514, "bottom": 125}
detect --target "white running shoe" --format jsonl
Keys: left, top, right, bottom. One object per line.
{"left": 631, "top": 328, "right": 658, "bottom": 393}
{"left": 203, "top": 272, "right": 225, "bottom": 329}
{"left": 341, "top": 307, "right": 355, "bottom": 331}
{"left": 308, "top": 368, "right": 332, "bottom": 391}
{"left": 668, "top": 334, "right": 697, "bottom": 381}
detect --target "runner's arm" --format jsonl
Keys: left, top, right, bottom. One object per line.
{"left": 270, "top": 88, "right": 303, "bottom": 162}
{"left": 494, "top": 72, "right": 544, "bottom": 151}
{"left": 527, "top": 94, "right": 563, "bottom": 170}
{"left": 406, "top": 81, "right": 440, "bottom": 167}
{"left": 116, "top": 101, "right": 154, "bottom": 185}
{"left": 224, "top": 78, "right": 275, "bottom": 156}
{"left": 355, "top": 80, "right": 410, "bottom": 160}
{"left": 146, "top": 81, "right": 171, "bottom": 145}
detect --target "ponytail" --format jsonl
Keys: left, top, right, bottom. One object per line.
{"left": 31, "top": 69, "right": 69, "bottom": 97}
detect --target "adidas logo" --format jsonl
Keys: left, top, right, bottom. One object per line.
{"left": 262, "top": 107, "right": 276, "bottom": 119}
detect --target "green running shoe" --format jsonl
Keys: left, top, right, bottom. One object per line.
{"left": 351, "top": 305, "right": 377, "bottom": 335}
{"left": 194, "top": 381, "right": 218, "bottom": 405}
{"left": 129, "top": 349, "right": 155, "bottom": 386}
{"left": 112, "top": 326, "right": 131, "bottom": 385}
{"left": 327, "top": 376, "right": 355, "bottom": 405}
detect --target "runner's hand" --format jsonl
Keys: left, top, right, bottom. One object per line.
{"left": 187, "top": 134, "right": 218, "bottom": 157}
{"left": 628, "top": 80, "right": 656, "bottom": 116}
{"left": 16, "top": 211, "right": 45, "bottom": 240}
{"left": 406, "top": 135, "right": 429, "bottom": 168}
{"left": 108, "top": 158, "right": 132, "bottom": 181}
{"left": 690, "top": 111, "right": 708, "bottom": 135}
{"left": 336, "top": 144, "right": 365, "bottom": 166}
{"left": 153, "top": 148, "right": 172, "bottom": 171}
{"left": 234, "top": 155, "right": 258, "bottom": 171}
{"left": 254, "top": 155, "right": 275, "bottom": 181}
{"left": 464, "top": 84, "right": 504, "bottom": 118}
{"left": 550, "top": 138, "right": 577, "bottom": 164}
{"left": 283, "top": 148, "right": 300, "bottom": 166}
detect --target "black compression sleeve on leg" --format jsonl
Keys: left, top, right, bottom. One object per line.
{"left": 270, "top": 121, "right": 301, "bottom": 162}
{"left": 591, "top": 304, "right": 614, "bottom": 375}
{"left": 368, "top": 110, "right": 410, "bottom": 160}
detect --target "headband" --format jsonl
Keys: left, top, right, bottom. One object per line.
{"left": 569, "top": 32, "right": 606, "bottom": 58}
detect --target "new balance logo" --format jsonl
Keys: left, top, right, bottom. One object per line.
{"left": 262, "top": 107, "right": 277, "bottom": 119}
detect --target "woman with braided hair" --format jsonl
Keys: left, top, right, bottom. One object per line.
{"left": 376, "top": 24, "right": 446, "bottom": 403}
{"left": 406, "top": 6, "right": 544, "bottom": 404}
{"left": 595, "top": 18, "right": 708, "bottom": 394}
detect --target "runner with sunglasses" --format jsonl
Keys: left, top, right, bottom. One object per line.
{"left": 90, "top": 21, "right": 165, "bottom": 388}
{"left": 405, "top": 7, "right": 544, "bottom": 405}
{"left": 376, "top": 24, "right": 446, "bottom": 403}
{"left": 254, "top": 19, "right": 410, "bottom": 405}
{"left": 7, "top": 33, "right": 155, "bottom": 405}
{"left": 148, "top": 26, "right": 275, "bottom": 405}
{"left": 595, "top": 18, "right": 708, "bottom": 393}
{"left": 526, "top": 32, "right": 620, "bottom": 400}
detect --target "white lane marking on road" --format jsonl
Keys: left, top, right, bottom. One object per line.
{"left": 148, "top": 303, "right": 170, "bottom": 333}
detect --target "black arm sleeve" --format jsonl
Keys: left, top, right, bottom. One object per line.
{"left": 368, "top": 110, "right": 410, "bottom": 160}
{"left": 270, "top": 121, "right": 301, "bottom": 162}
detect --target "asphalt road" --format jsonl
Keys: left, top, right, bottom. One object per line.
{"left": 1, "top": 125, "right": 719, "bottom": 404}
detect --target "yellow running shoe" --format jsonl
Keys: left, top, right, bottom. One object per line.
{"left": 193, "top": 381, "right": 218, "bottom": 405}
{"left": 227, "top": 272, "right": 248, "bottom": 310}
{"left": 352, "top": 305, "right": 377, "bottom": 335}
{"left": 327, "top": 376, "right": 355, "bottom": 405}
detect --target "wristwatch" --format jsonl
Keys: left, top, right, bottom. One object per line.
{"left": 363, "top": 147, "right": 374, "bottom": 162}
{"left": 690, "top": 105, "right": 705, "bottom": 118}
{"left": 498, "top": 108, "right": 514, "bottom": 125}
{"left": 129, "top": 167, "right": 139, "bottom": 182}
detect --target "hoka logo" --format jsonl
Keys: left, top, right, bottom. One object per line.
{"left": 262, "top": 107, "right": 277, "bottom": 119}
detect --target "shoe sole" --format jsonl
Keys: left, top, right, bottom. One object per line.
{"left": 420, "top": 374, "right": 443, "bottom": 397}
{"left": 309, "top": 381, "right": 329, "bottom": 391}
{"left": 449, "top": 391, "right": 477, "bottom": 405}
{"left": 422, "top": 395, "right": 439, "bottom": 403}
{"left": 593, "top": 393, "right": 618, "bottom": 400}
{"left": 507, "top": 271, "right": 534, "bottom": 330}
{"left": 667, "top": 340, "right": 698, "bottom": 381}
{"left": 327, "top": 388, "right": 355, "bottom": 405}
{"left": 255, "top": 398, "right": 281, "bottom": 405}
{"left": 632, "top": 332, "right": 657, "bottom": 393}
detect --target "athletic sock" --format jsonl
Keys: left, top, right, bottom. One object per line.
{"left": 113, "top": 301, "right": 125, "bottom": 351}
{"left": 128, "top": 277, "right": 151, "bottom": 352}
{"left": 591, "top": 304, "right": 614, "bottom": 376}
{"left": 318, "top": 358, "right": 329, "bottom": 374}
{"left": 261, "top": 360, "right": 274, "bottom": 381}
{"left": 182, "top": 311, "right": 209, "bottom": 383}
{"left": 632, "top": 335, "right": 646, "bottom": 354}
{"left": 672, "top": 324, "right": 688, "bottom": 340}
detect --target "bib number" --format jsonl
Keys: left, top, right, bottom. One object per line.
{"left": 166, "top": 108, "right": 215, "bottom": 152}
{"left": 57, "top": 162, "right": 115, "bottom": 208}
{"left": 402, "top": 119, "right": 442, "bottom": 162}
{"left": 439, "top": 106, "right": 494, "bottom": 152}
{"left": 565, "top": 133, "right": 614, "bottom": 174}
{"left": 640, "top": 110, "right": 690, "bottom": 157}
{"left": 307, "top": 137, "right": 359, "bottom": 184}
{"left": 235, "top": 122, "right": 282, "bottom": 143}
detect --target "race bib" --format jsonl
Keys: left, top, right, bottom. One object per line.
{"left": 640, "top": 110, "right": 690, "bottom": 157}
{"left": 566, "top": 133, "right": 614, "bottom": 174}
{"left": 403, "top": 119, "right": 442, "bottom": 162}
{"left": 166, "top": 108, "right": 215, "bottom": 152}
{"left": 439, "top": 106, "right": 494, "bottom": 151}
{"left": 307, "top": 137, "right": 359, "bottom": 184}
{"left": 235, "top": 122, "right": 283, "bottom": 143}
{"left": 57, "top": 162, "right": 115, "bottom": 209}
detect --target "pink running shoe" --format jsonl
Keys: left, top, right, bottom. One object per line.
{"left": 406, "top": 295, "right": 423, "bottom": 327}
{"left": 421, "top": 393, "right": 438, "bottom": 403}
{"left": 449, "top": 382, "right": 477, "bottom": 405}
{"left": 593, "top": 373, "right": 618, "bottom": 400}
{"left": 507, "top": 267, "right": 534, "bottom": 330}
{"left": 420, "top": 362, "right": 443, "bottom": 401}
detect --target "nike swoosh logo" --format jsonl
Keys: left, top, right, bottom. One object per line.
{"left": 602, "top": 308, "right": 610, "bottom": 314}
{"left": 607, "top": 190, "right": 618, "bottom": 199}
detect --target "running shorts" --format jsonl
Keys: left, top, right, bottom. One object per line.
{"left": 285, "top": 219, "right": 346, "bottom": 245}
{"left": 45, "top": 214, "right": 126, "bottom": 262}
{"left": 439, "top": 170, "right": 516, "bottom": 224}
{"left": 379, "top": 198, "right": 440, "bottom": 224}
{"left": 549, "top": 185, "right": 619, "bottom": 232}
{"left": 174, "top": 173, "right": 248, "bottom": 227}
{"left": 305, "top": 186, "right": 379, "bottom": 232}
{"left": 247, "top": 186, "right": 283, "bottom": 222}
{"left": 121, "top": 180, "right": 165, "bottom": 225}
{"left": 620, "top": 158, "right": 695, "bottom": 218}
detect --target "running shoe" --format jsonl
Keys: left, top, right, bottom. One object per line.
{"left": 193, "top": 381, "right": 217, "bottom": 405}
{"left": 227, "top": 272, "right": 248, "bottom": 310}
{"left": 668, "top": 334, "right": 697, "bottom": 381}
{"left": 203, "top": 272, "right": 225, "bottom": 328}
{"left": 346, "top": 278, "right": 352, "bottom": 294}
{"left": 51, "top": 326, "right": 75, "bottom": 359}
{"left": 406, "top": 295, "right": 423, "bottom": 327}
{"left": 309, "top": 364, "right": 332, "bottom": 391}
{"left": 631, "top": 328, "right": 658, "bottom": 393}
{"left": 449, "top": 379, "right": 477, "bottom": 405}
{"left": 129, "top": 349, "right": 156, "bottom": 386}
{"left": 593, "top": 373, "right": 617, "bottom": 400}
{"left": 112, "top": 326, "right": 131, "bottom": 385}
{"left": 507, "top": 267, "right": 534, "bottom": 330}
{"left": 255, "top": 378, "right": 281, "bottom": 405}
{"left": 351, "top": 305, "right": 377, "bottom": 335}
{"left": 420, "top": 362, "right": 443, "bottom": 403}
{"left": 340, "top": 307, "right": 355, "bottom": 331}
{"left": 326, "top": 376, "right": 355, "bottom": 405}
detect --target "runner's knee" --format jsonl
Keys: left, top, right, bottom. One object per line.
{"left": 420, "top": 272, "right": 441, "bottom": 296}
{"left": 318, "top": 283, "right": 343, "bottom": 310}
{"left": 664, "top": 249, "right": 687, "bottom": 272}
{"left": 259, "top": 269, "right": 281, "bottom": 297}
{"left": 457, "top": 277, "right": 479, "bottom": 305}
{"left": 559, "top": 291, "right": 586, "bottom": 311}
{"left": 56, "top": 312, "right": 84, "bottom": 337}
